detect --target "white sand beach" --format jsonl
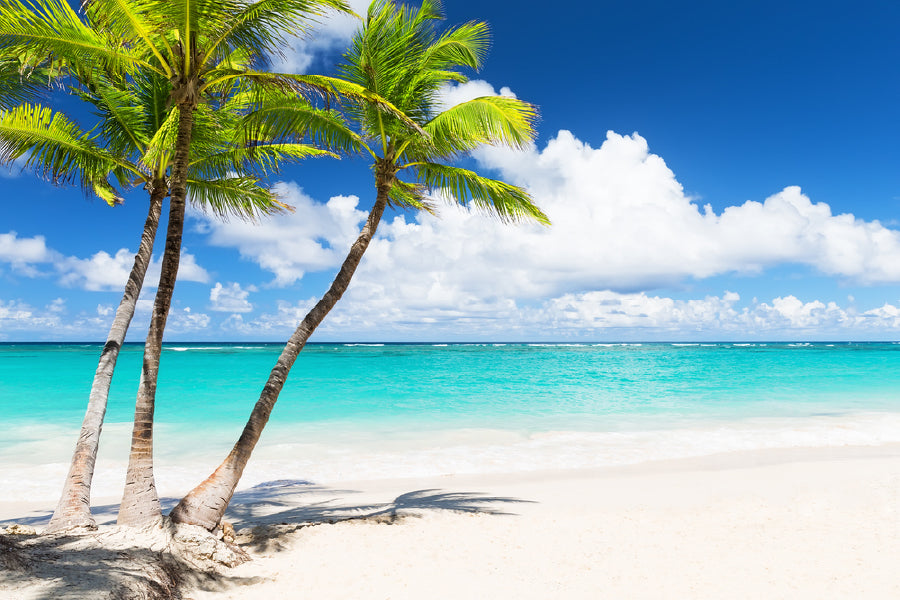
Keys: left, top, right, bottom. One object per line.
{"left": 2, "top": 444, "right": 899, "bottom": 599}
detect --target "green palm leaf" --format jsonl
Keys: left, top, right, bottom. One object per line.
{"left": 0, "top": 103, "right": 134, "bottom": 204}
{"left": 186, "top": 175, "right": 289, "bottom": 220}
{"left": 416, "top": 161, "right": 548, "bottom": 224}
{"left": 0, "top": 0, "right": 159, "bottom": 79}
{"left": 418, "top": 95, "right": 537, "bottom": 159}
{"left": 202, "top": 0, "right": 351, "bottom": 66}
{"left": 190, "top": 142, "right": 336, "bottom": 179}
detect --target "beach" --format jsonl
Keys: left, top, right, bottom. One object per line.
{"left": 2, "top": 343, "right": 900, "bottom": 597}
{"left": 2, "top": 444, "right": 899, "bottom": 598}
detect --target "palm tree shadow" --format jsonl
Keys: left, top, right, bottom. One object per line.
{"left": 0, "top": 528, "right": 263, "bottom": 600}
{"left": 223, "top": 479, "right": 535, "bottom": 554}
{"left": 1, "top": 479, "right": 534, "bottom": 597}
{"left": 0, "top": 497, "right": 184, "bottom": 529}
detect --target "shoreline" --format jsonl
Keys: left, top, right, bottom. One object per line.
{"left": 4, "top": 441, "right": 900, "bottom": 525}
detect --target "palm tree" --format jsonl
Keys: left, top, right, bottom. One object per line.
{"left": 0, "top": 69, "right": 329, "bottom": 530}
{"left": 1, "top": 0, "right": 424, "bottom": 527}
{"left": 169, "top": 0, "right": 549, "bottom": 531}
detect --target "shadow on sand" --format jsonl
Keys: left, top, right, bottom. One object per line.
{"left": 0, "top": 479, "right": 533, "bottom": 599}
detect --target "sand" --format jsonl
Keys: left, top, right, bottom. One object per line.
{"left": 2, "top": 444, "right": 900, "bottom": 599}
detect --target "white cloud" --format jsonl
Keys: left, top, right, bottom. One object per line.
{"left": 533, "top": 291, "right": 857, "bottom": 335}
{"left": 2, "top": 231, "right": 210, "bottom": 291}
{"left": 200, "top": 182, "right": 367, "bottom": 287}
{"left": 468, "top": 130, "right": 900, "bottom": 291}
{"left": 209, "top": 282, "right": 255, "bottom": 313}
{"left": 269, "top": 1, "right": 368, "bottom": 74}
{"left": 58, "top": 247, "right": 210, "bottom": 291}
{"left": 434, "top": 80, "right": 517, "bottom": 113}
{"left": 332, "top": 289, "right": 900, "bottom": 339}
{"left": 320, "top": 126, "right": 900, "bottom": 316}
{"left": 165, "top": 306, "right": 211, "bottom": 333}
{"left": 188, "top": 79, "right": 900, "bottom": 339}
{"left": 0, "top": 232, "right": 57, "bottom": 276}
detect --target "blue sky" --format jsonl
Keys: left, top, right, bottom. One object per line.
{"left": 2, "top": 0, "right": 900, "bottom": 341}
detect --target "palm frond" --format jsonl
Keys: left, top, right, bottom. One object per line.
{"left": 186, "top": 175, "right": 290, "bottom": 220}
{"left": 189, "top": 142, "right": 336, "bottom": 179}
{"left": 82, "top": 0, "right": 175, "bottom": 77}
{"left": 0, "top": 54, "right": 58, "bottom": 110}
{"left": 387, "top": 178, "right": 434, "bottom": 213}
{"left": 202, "top": 0, "right": 351, "bottom": 66}
{"left": 74, "top": 77, "right": 148, "bottom": 159}
{"left": 0, "top": 103, "right": 136, "bottom": 204}
{"left": 239, "top": 101, "right": 361, "bottom": 155}
{"left": 0, "top": 0, "right": 161, "bottom": 79}
{"left": 139, "top": 104, "right": 179, "bottom": 173}
{"left": 421, "top": 20, "right": 489, "bottom": 72}
{"left": 416, "top": 161, "right": 548, "bottom": 225}
{"left": 421, "top": 95, "right": 537, "bottom": 158}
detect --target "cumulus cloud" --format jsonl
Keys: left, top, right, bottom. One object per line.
{"left": 209, "top": 282, "right": 256, "bottom": 313}
{"left": 199, "top": 182, "right": 367, "bottom": 287}
{"left": 165, "top": 306, "right": 211, "bottom": 333}
{"left": 0, "top": 298, "right": 103, "bottom": 337}
{"left": 58, "top": 247, "right": 210, "bottom": 291}
{"left": 468, "top": 129, "right": 900, "bottom": 289}
{"left": 269, "top": 0, "right": 368, "bottom": 73}
{"left": 0, "top": 232, "right": 57, "bottom": 276}
{"left": 434, "top": 80, "right": 517, "bottom": 113}
{"left": 187, "top": 80, "right": 900, "bottom": 339}
{"left": 1, "top": 234, "right": 211, "bottom": 292}
{"left": 295, "top": 290, "right": 900, "bottom": 340}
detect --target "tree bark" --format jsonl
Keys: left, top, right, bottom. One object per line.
{"left": 46, "top": 180, "right": 165, "bottom": 533}
{"left": 118, "top": 106, "right": 194, "bottom": 527}
{"left": 169, "top": 178, "right": 392, "bottom": 530}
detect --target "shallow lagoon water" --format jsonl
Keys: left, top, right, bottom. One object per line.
{"left": 2, "top": 342, "right": 899, "bottom": 501}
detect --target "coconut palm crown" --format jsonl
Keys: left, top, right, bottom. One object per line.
{"left": 169, "top": 0, "right": 548, "bottom": 531}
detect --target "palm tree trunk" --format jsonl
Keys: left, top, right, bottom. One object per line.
{"left": 45, "top": 181, "right": 165, "bottom": 533}
{"left": 169, "top": 182, "right": 391, "bottom": 530}
{"left": 118, "top": 106, "right": 194, "bottom": 527}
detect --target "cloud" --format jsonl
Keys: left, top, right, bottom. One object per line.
{"left": 165, "top": 306, "right": 211, "bottom": 333}
{"left": 192, "top": 81, "right": 900, "bottom": 339}
{"left": 209, "top": 282, "right": 255, "bottom": 313}
{"left": 0, "top": 240, "right": 212, "bottom": 292}
{"left": 316, "top": 289, "right": 900, "bottom": 339}
{"left": 467, "top": 129, "right": 900, "bottom": 290}
{"left": 0, "top": 298, "right": 100, "bottom": 336}
{"left": 434, "top": 80, "right": 517, "bottom": 113}
{"left": 269, "top": 0, "right": 368, "bottom": 73}
{"left": 0, "top": 232, "right": 57, "bottom": 276}
{"left": 199, "top": 182, "right": 367, "bottom": 287}
{"left": 533, "top": 291, "right": 856, "bottom": 335}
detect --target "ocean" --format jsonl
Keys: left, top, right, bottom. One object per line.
{"left": 2, "top": 342, "right": 900, "bottom": 503}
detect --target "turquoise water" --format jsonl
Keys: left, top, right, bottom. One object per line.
{"left": 3, "top": 342, "right": 899, "bottom": 429}
{"left": 2, "top": 342, "right": 900, "bottom": 500}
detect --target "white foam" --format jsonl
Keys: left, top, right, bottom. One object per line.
{"left": 7, "top": 412, "right": 900, "bottom": 503}
{"left": 166, "top": 346, "right": 226, "bottom": 351}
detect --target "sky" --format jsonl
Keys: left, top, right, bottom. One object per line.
{"left": 2, "top": 0, "right": 900, "bottom": 342}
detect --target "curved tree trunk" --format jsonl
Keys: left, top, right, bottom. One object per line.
{"left": 118, "top": 106, "right": 195, "bottom": 527}
{"left": 169, "top": 181, "right": 391, "bottom": 530}
{"left": 46, "top": 181, "right": 166, "bottom": 533}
